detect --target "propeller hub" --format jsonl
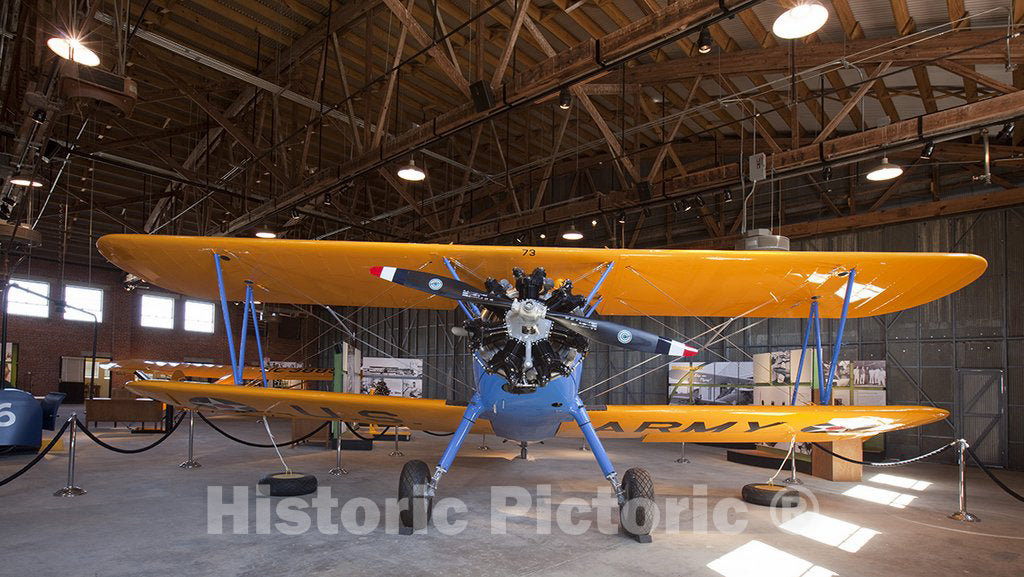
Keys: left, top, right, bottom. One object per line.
{"left": 505, "top": 299, "right": 552, "bottom": 344}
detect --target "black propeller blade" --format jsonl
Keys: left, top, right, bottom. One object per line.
{"left": 370, "top": 266, "right": 699, "bottom": 357}
{"left": 545, "top": 312, "right": 698, "bottom": 357}
{"left": 369, "top": 266, "right": 509, "bottom": 308}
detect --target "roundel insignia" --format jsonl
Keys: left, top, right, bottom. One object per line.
{"left": 616, "top": 329, "right": 633, "bottom": 344}
{"left": 428, "top": 278, "right": 443, "bottom": 291}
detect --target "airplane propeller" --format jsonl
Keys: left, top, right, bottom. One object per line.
{"left": 369, "top": 266, "right": 698, "bottom": 358}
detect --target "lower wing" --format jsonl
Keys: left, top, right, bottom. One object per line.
{"left": 128, "top": 380, "right": 947, "bottom": 442}
{"left": 575, "top": 404, "right": 949, "bottom": 443}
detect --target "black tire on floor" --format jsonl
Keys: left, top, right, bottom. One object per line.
{"left": 619, "top": 467, "right": 656, "bottom": 540}
{"left": 257, "top": 472, "right": 318, "bottom": 496}
{"left": 741, "top": 483, "right": 800, "bottom": 508}
{"left": 398, "top": 459, "right": 433, "bottom": 531}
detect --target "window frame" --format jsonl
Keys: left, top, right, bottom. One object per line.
{"left": 63, "top": 284, "right": 104, "bottom": 323}
{"left": 7, "top": 278, "right": 50, "bottom": 318}
{"left": 183, "top": 300, "right": 216, "bottom": 333}
{"left": 139, "top": 293, "right": 176, "bottom": 329}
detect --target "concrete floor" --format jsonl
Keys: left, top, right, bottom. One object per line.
{"left": 2, "top": 407, "right": 1023, "bottom": 577}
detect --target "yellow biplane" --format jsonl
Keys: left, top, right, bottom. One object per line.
{"left": 97, "top": 234, "right": 985, "bottom": 538}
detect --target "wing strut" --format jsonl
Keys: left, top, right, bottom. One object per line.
{"left": 213, "top": 254, "right": 269, "bottom": 387}
{"left": 791, "top": 269, "right": 857, "bottom": 405}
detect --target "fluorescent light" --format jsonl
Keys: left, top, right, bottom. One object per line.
{"left": 772, "top": 1, "right": 829, "bottom": 40}
{"left": 255, "top": 230, "right": 277, "bottom": 239}
{"left": 397, "top": 159, "right": 426, "bottom": 181}
{"left": 866, "top": 156, "right": 903, "bottom": 181}
{"left": 47, "top": 35, "right": 101, "bottom": 66}
{"left": 562, "top": 224, "right": 583, "bottom": 240}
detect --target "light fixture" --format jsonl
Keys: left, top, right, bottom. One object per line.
{"left": 9, "top": 172, "right": 45, "bottom": 188}
{"left": 671, "top": 201, "right": 681, "bottom": 212}
{"left": 47, "top": 35, "right": 101, "bottom": 66}
{"left": 822, "top": 165, "right": 833, "bottom": 180}
{"left": 539, "top": 232, "right": 547, "bottom": 239}
{"left": 397, "top": 158, "right": 426, "bottom": 181}
{"left": 695, "top": 195, "right": 705, "bottom": 207}
{"left": 866, "top": 156, "right": 903, "bottom": 181}
{"left": 616, "top": 212, "right": 626, "bottom": 224}
{"left": 772, "top": 1, "right": 829, "bottom": 40}
{"left": 697, "top": 27, "right": 713, "bottom": 54}
{"left": 723, "top": 190, "right": 733, "bottom": 202}
{"left": 255, "top": 230, "right": 277, "bottom": 239}
{"left": 996, "top": 122, "right": 1014, "bottom": 142}
{"left": 591, "top": 219, "right": 598, "bottom": 226}
{"left": 323, "top": 192, "right": 332, "bottom": 206}
{"left": 562, "top": 223, "right": 583, "bottom": 241}
{"left": 558, "top": 88, "right": 572, "bottom": 110}
{"left": 683, "top": 201, "right": 693, "bottom": 212}
{"left": 919, "top": 141, "right": 935, "bottom": 159}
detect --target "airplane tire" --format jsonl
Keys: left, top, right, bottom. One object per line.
{"left": 619, "top": 467, "right": 656, "bottom": 540}
{"left": 257, "top": 472, "right": 318, "bottom": 496}
{"left": 741, "top": 483, "right": 800, "bottom": 508}
{"left": 399, "top": 460, "right": 433, "bottom": 531}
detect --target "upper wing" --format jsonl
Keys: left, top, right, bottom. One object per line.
{"left": 127, "top": 380, "right": 947, "bottom": 442}
{"left": 565, "top": 404, "right": 949, "bottom": 443}
{"left": 97, "top": 234, "right": 985, "bottom": 319}
{"left": 105, "top": 359, "right": 333, "bottom": 383}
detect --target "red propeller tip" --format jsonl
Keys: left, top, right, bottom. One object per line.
{"left": 369, "top": 266, "right": 383, "bottom": 277}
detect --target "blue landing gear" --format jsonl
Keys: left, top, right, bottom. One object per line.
{"left": 398, "top": 396, "right": 484, "bottom": 534}
{"left": 571, "top": 400, "right": 655, "bottom": 543}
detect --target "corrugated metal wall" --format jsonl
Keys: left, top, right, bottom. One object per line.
{"left": 319, "top": 206, "right": 1024, "bottom": 470}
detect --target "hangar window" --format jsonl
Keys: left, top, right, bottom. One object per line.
{"left": 184, "top": 300, "right": 215, "bottom": 333}
{"left": 140, "top": 294, "right": 175, "bottom": 329}
{"left": 63, "top": 285, "right": 104, "bottom": 322}
{"left": 7, "top": 279, "right": 50, "bottom": 318}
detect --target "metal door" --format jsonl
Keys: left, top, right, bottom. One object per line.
{"left": 956, "top": 369, "right": 1006, "bottom": 467}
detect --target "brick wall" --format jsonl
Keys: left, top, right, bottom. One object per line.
{"left": 4, "top": 259, "right": 311, "bottom": 395}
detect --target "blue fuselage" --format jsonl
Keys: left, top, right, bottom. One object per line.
{"left": 473, "top": 362, "right": 584, "bottom": 442}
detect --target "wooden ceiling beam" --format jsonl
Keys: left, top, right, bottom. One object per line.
{"left": 621, "top": 29, "right": 1020, "bottom": 83}
{"left": 445, "top": 88, "right": 1024, "bottom": 243}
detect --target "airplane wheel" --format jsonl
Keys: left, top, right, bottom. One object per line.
{"left": 398, "top": 460, "right": 433, "bottom": 532}
{"left": 619, "top": 468, "right": 655, "bottom": 542}
{"left": 257, "top": 472, "right": 318, "bottom": 496}
{"left": 741, "top": 483, "right": 800, "bottom": 508}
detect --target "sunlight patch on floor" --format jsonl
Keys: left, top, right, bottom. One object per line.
{"left": 842, "top": 485, "right": 917, "bottom": 508}
{"left": 707, "top": 539, "right": 836, "bottom": 577}
{"left": 779, "top": 511, "right": 880, "bottom": 553}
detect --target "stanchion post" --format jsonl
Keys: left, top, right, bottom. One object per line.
{"left": 783, "top": 445, "right": 803, "bottom": 484}
{"left": 478, "top": 434, "right": 490, "bottom": 451}
{"left": 675, "top": 442, "right": 689, "bottom": 464}
{"left": 949, "top": 438, "right": 980, "bottom": 522}
{"left": 179, "top": 410, "right": 201, "bottom": 469}
{"left": 579, "top": 437, "right": 589, "bottom": 451}
{"left": 390, "top": 428, "right": 404, "bottom": 457}
{"left": 329, "top": 421, "right": 348, "bottom": 475}
{"left": 54, "top": 414, "right": 86, "bottom": 497}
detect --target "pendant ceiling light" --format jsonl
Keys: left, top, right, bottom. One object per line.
{"left": 255, "top": 230, "right": 277, "bottom": 239}
{"left": 772, "top": 1, "right": 829, "bottom": 40}
{"left": 47, "top": 35, "right": 100, "bottom": 66}
{"left": 9, "top": 172, "right": 46, "bottom": 188}
{"left": 866, "top": 156, "right": 903, "bottom": 181}
{"left": 562, "top": 223, "right": 583, "bottom": 241}
{"left": 397, "top": 158, "right": 426, "bottom": 181}
{"left": 558, "top": 88, "right": 572, "bottom": 110}
{"left": 697, "top": 27, "right": 713, "bottom": 54}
